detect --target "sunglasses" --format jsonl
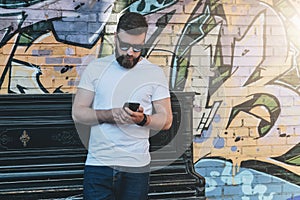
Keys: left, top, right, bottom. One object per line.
{"left": 117, "top": 35, "right": 144, "bottom": 52}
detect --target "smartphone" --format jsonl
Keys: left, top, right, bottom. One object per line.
{"left": 123, "top": 102, "right": 140, "bottom": 112}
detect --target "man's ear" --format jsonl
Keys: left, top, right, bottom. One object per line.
{"left": 114, "top": 32, "right": 117, "bottom": 43}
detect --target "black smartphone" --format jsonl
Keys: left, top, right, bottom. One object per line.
{"left": 123, "top": 102, "right": 140, "bottom": 112}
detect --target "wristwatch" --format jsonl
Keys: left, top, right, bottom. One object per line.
{"left": 137, "top": 114, "right": 147, "bottom": 126}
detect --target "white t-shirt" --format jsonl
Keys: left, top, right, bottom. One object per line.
{"left": 78, "top": 54, "right": 170, "bottom": 167}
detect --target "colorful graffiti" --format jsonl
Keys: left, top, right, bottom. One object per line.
{"left": 0, "top": 0, "right": 300, "bottom": 199}
{"left": 0, "top": 0, "right": 112, "bottom": 93}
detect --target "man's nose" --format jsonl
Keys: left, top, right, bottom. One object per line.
{"left": 126, "top": 47, "right": 135, "bottom": 55}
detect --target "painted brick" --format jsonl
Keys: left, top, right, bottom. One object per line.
{"left": 223, "top": 185, "right": 243, "bottom": 195}
{"left": 64, "top": 57, "right": 82, "bottom": 64}
{"left": 45, "top": 57, "right": 63, "bottom": 64}
{"left": 32, "top": 49, "right": 52, "bottom": 56}
{"left": 241, "top": 145, "right": 272, "bottom": 156}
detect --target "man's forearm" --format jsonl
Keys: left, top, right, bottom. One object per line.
{"left": 72, "top": 106, "right": 97, "bottom": 125}
{"left": 146, "top": 113, "right": 172, "bottom": 131}
{"left": 95, "top": 109, "right": 115, "bottom": 124}
{"left": 72, "top": 107, "right": 114, "bottom": 126}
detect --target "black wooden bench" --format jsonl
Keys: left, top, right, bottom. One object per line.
{"left": 0, "top": 92, "right": 205, "bottom": 199}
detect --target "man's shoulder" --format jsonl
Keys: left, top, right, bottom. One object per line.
{"left": 89, "top": 55, "right": 115, "bottom": 67}
{"left": 139, "top": 58, "right": 162, "bottom": 70}
{"left": 135, "top": 59, "right": 168, "bottom": 83}
{"left": 82, "top": 55, "right": 115, "bottom": 78}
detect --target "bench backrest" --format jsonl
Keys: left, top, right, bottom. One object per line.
{"left": 0, "top": 92, "right": 205, "bottom": 199}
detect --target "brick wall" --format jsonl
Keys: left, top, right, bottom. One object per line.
{"left": 0, "top": 0, "right": 299, "bottom": 199}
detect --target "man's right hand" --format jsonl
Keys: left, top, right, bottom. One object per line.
{"left": 111, "top": 107, "right": 135, "bottom": 124}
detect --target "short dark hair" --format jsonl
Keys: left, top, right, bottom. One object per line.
{"left": 117, "top": 12, "right": 148, "bottom": 35}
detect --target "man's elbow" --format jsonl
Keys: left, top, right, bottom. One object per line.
{"left": 72, "top": 106, "right": 84, "bottom": 124}
{"left": 162, "top": 115, "right": 173, "bottom": 130}
{"left": 72, "top": 109, "right": 79, "bottom": 123}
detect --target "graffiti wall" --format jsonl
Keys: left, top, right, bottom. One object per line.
{"left": 0, "top": 0, "right": 300, "bottom": 199}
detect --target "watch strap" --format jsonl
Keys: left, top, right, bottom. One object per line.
{"left": 137, "top": 114, "right": 147, "bottom": 126}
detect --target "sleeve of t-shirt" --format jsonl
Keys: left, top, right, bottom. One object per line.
{"left": 77, "top": 60, "right": 98, "bottom": 92}
{"left": 152, "top": 70, "right": 170, "bottom": 101}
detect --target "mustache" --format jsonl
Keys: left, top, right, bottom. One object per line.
{"left": 125, "top": 54, "right": 133, "bottom": 58}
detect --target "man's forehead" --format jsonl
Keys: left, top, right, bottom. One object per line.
{"left": 118, "top": 28, "right": 146, "bottom": 35}
{"left": 117, "top": 30, "right": 146, "bottom": 43}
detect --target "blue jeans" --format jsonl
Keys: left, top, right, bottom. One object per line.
{"left": 83, "top": 165, "right": 150, "bottom": 200}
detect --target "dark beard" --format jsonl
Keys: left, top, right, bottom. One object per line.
{"left": 115, "top": 50, "right": 140, "bottom": 69}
